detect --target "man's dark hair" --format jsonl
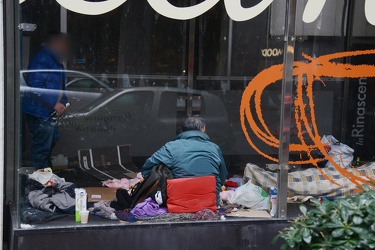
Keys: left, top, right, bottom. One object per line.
{"left": 182, "top": 115, "right": 206, "bottom": 132}
{"left": 44, "top": 31, "right": 69, "bottom": 45}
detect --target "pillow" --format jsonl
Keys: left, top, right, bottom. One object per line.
{"left": 167, "top": 176, "right": 216, "bottom": 213}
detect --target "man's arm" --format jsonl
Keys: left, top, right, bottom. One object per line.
{"left": 142, "top": 145, "right": 174, "bottom": 177}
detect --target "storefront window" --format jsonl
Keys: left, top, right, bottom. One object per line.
{"left": 16, "top": 0, "right": 375, "bottom": 229}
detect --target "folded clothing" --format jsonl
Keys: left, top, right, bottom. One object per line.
{"left": 103, "top": 173, "right": 143, "bottom": 190}
{"left": 224, "top": 181, "right": 239, "bottom": 187}
{"left": 167, "top": 176, "right": 217, "bottom": 213}
{"left": 130, "top": 197, "right": 167, "bottom": 217}
{"left": 225, "top": 177, "right": 243, "bottom": 190}
{"left": 89, "top": 201, "right": 117, "bottom": 220}
{"left": 28, "top": 182, "right": 75, "bottom": 214}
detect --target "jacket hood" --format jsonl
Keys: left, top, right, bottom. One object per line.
{"left": 175, "top": 130, "right": 210, "bottom": 141}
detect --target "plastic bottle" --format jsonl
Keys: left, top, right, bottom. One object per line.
{"left": 50, "top": 102, "right": 71, "bottom": 121}
{"left": 269, "top": 187, "right": 277, "bottom": 217}
{"left": 355, "top": 157, "right": 361, "bottom": 167}
{"left": 75, "top": 188, "right": 87, "bottom": 222}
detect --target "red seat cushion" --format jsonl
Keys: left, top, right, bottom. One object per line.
{"left": 167, "top": 176, "right": 217, "bottom": 213}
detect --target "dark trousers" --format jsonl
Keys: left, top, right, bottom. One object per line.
{"left": 25, "top": 114, "right": 59, "bottom": 170}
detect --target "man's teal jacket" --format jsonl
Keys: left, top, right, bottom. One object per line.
{"left": 142, "top": 130, "right": 228, "bottom": 205}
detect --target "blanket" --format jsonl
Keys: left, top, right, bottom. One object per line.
{"left": 243, "top": 162, "right": 375, "bottom": 199}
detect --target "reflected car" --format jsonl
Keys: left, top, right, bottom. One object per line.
{"left": 53, "top": 87, "right": 234, "bottom": 158}
{"left": 20, "top": 69, "right": 113, "bottom": 112}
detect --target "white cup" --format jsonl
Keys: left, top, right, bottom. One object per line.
{"left": 80, "top": 210, "right": 89, "bottom": 224}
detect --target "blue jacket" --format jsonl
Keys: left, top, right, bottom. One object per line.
{"left": 142, "top": 130, "right": 228, "bottom": 205}
{"left": 22, "top": 46, "right": 68, "bottom": 119}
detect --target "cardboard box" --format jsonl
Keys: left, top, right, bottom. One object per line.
{"left": 78, "top": 144, "right": 140, "bottom": 180}
{"left": 86, "top": 187, "right": 117, "bottom": 202}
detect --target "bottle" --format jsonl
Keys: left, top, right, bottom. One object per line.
{"left": 51, "top": 102, "right": 71, "bottom": 121}
{"left": 269, "top": 187, "right": 277, "bottom": 217}
{"left": 75, "top": 188, "right": 87, "bottom": 222}
{"left": 355, "top": 157, "right": 361, "bottom": 167}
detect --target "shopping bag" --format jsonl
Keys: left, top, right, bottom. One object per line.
{"left": 228, "top": 181, "right": 270, "bottom": 210}
{"left": 28, "top": 171, "right": 66, "bottom": 186}
{"left": 321, "top": 135, "right": 354, "bottom": 168}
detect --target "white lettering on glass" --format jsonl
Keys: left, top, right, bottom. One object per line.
{"left": 261, "top": 48, "right": 283, "bottom": 57}
{"left": 56, "top": 0, "right": 127, "bottom": 15}
{"left": 223, "top": 0, "right": 273, "bottom": 22}
{"left": 20, "top": 0, "right": 128, "bottom": 15}
{"left": 302, "top": 0, "right": 326, "bottom": 23}
{"left": 147, "top": 0, "right": 220, "bottom": 20}
{"left": 365, "top": 0, "right": 375, "bottom": 25}
{"left": 19, "top": 0, "right": 375, "bottom": 26}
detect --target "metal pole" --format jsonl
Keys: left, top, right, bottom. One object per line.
{"left": 187, "top": 0, "right": 196, "bottom": 116}
{"left": 0, "top": 0, "right": 5, "bottom": 244}
{"left": 340, "top": 0, "right": 354, "bottom": 142}
{"left": 60, "top": 7, "right": 67, "bottom": 33}
{"left": 226, "top": 19, "right": 233, "bottom": 91}
{"left": 276, "top": 0, "right": 297, "bottom": 219}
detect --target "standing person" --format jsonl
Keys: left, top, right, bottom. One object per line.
{"left": 23, "top": 32, "right": 70, "bottom": 170}
{"left": 142, "top": 115, "right": 228, "bottom": 205}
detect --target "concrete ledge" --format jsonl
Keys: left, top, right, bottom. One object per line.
{"left": 9, "top": 205, "right": 289, "bottom": 250}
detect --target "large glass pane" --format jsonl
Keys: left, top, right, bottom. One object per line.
{"left": 197, "top": 1, "right": 284, "bottom": 168}
{"left": 16, "top": 0, "right": 375, "bottom": 229}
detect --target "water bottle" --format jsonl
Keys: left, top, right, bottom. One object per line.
{"left": 269, "top": 187, "right": 277, "bottom": 217}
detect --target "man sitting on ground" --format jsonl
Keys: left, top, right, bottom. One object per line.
{"left": 142, "top": 116, "right": 228, "bottom": 205}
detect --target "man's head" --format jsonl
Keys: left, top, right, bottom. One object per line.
{"left": 44, "top": 32, "right": 70, "bottom": 61}
{"left": 183, "top": 115, "right": 206, "bottom": 133}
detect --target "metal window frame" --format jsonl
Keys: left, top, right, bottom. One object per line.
{"left": 276, "top": 0, "right": 297, "bottom": 219}
{"left": 4, "top": 0, "right": 21, "bottom": 227}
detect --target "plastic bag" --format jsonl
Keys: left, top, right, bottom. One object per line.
{"left": 321, "top": 135, "right": 354, "bottom": 168}
{"left": 28, "top": 172, "right": 65, "bottom": 186}
{"left": 228, "top": 181, "right": 270, "bottom": 210}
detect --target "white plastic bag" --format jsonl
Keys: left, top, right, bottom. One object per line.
{"left": 228, "top": 181, "right": 270, "bottom": 210}
{"left": 28, "top": 172, "right": 66, "bottom": 186}
{"left": 321, "top": 135, "right": 354, "bottom": 168}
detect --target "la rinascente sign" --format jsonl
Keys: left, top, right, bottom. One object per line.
{"left": 19, "top": 0, "right": 375, "bottom": 25}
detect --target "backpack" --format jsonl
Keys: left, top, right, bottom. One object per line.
{"left": 130, "top": 165, "right": 173, "bottom": 208}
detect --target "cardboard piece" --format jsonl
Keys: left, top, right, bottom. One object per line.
{"left": 78, "top": 144, "right": 140, "bottom": 180}
{"left": 86, "top": 187, "right": 117, "bottom": 202}
{"left": 226, "top": 209, "right": 271, "bottom": 218}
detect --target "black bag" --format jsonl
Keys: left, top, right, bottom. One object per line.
{"left": 130, "top": 165, "right": 173, "bottom": 208}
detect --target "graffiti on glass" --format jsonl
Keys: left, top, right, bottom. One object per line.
{"left": 240, "top": 50, "right": 375, "bottom": 187}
